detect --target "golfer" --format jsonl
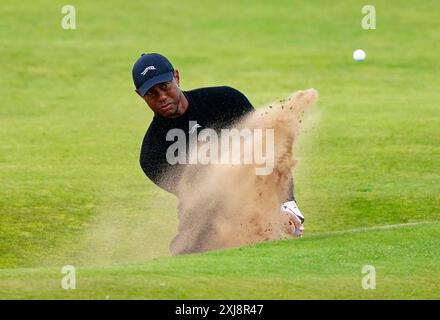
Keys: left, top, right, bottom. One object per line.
{"left": 132, "top": 53, "right": 304, "bottom": 236}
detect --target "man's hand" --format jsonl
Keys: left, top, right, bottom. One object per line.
{"left": 280, "top": 200, "right": 305, "bottom": 237}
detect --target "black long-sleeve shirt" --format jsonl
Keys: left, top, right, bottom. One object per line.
{"left": 139, "top": 86, "right": 295, "bottom": 200}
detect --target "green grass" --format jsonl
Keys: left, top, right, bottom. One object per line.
{"left": 1, "top": 223, "right": 439, "bottom": 299}
{"left": 0, "top": 0, "right": 439, "bottom": 299}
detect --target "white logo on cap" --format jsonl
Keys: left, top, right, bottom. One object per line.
{"left": 141, "top": 66, "right": 156, "bottom": 76}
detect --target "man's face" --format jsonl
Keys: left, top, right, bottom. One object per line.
{"left": 138, "top": 70, "right": 185, "bottom": 118}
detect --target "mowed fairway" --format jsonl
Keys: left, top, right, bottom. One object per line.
{"left": 0, "top": 0, "right": 439, "bottom": 299}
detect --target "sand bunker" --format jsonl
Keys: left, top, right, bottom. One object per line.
{"left": 169, "top": 89, "right": 318, "bottom": 255}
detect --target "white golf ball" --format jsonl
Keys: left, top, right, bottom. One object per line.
{"left": 353, "top": 49, "right": 366, "bottom": 62}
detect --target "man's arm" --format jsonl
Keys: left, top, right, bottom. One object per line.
{"left": 140, "top": 155, "right": 180, "bottom": 195}
{"left": 139, "top": 128, "right": 181, "bottom": 195}
{"left": 286, "top": 174, "right": 296, "bottom": 202}
{"left": 220, "top": 86, "right": 296, "bottom": 202}
{"left": 223, "top": 86, "right": 255, "bottom": 119}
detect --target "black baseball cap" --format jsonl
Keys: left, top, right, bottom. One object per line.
{"left": 132, "top": 53, "right": 174, "bottom": 96}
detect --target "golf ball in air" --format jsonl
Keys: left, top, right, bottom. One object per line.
{"left": 353, "top": 49, "right": 366, "bottom": 62}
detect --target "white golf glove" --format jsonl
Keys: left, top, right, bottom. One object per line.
{"left": 280, "top": 200, "right": 305, "bottom": 237}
